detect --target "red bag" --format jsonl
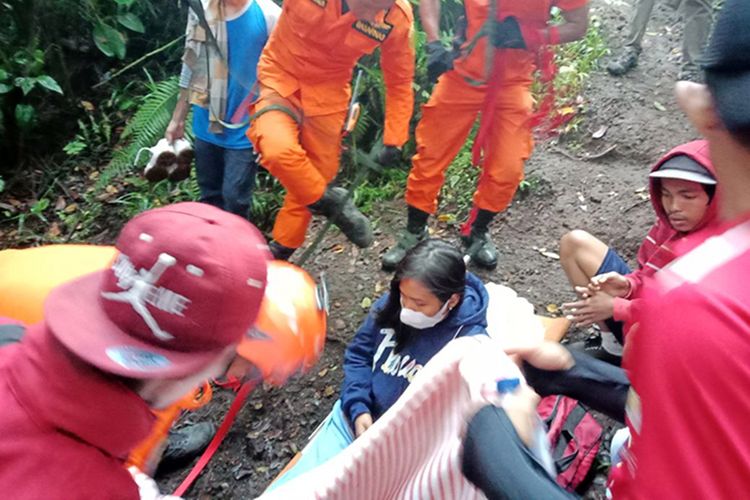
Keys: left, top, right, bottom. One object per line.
{"left": 537, "top": 395, "right": 603, "bottom": 492}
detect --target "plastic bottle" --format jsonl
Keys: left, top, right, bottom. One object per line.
{"left": 486, "top": 378, "right": 556, "bottom": 477}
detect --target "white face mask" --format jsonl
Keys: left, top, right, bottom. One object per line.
{"left": 400, "top": 299, "right": 451, "bottom": 330}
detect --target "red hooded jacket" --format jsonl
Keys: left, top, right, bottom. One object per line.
{"left": 612, "top": 140, "right": 719, "bottom": 325}
{"left": 0, "top": 324, "right": 154, "bottom": 499}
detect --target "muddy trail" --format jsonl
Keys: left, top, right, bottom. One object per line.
{"left": 158, "top": 0, "right": 701, "bottom": 497}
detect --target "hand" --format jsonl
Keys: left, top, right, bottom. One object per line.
{"left": 165, "top": 118, "right": 185, "bottom": 144}
{"left": 505, "top": 341, "right": 575, "bottom": 372}
{"left": 562, "top": 290, "right": 615, "bottom": 327}
{"left": 354, "top": 412, "right": 373, "bottom": 437}
{"left": 425, "top": 40, "right": 454, "bottom": 83}
{"left": 376, "top": 145, "right": 401, "bottom": 167}
{"left": 589, "top": 272, "right": 631, "bottom": 298}
{"left": 490, "top": 17, "right": 546, "bottom": 51}
{"left": 501, "top": 384, "right": 541, "bottom": 447}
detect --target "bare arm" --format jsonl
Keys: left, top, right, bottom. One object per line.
{"left": 553, "top": 5, "right": 589, "bottom": 44}
{"left": 418, "top": 0, "right": 441, "bottom": 43}
{"left": 165, "top": 88, "right": 191, "bottom": 143}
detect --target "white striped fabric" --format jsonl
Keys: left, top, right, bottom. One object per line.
{"left": 659, "top": 219, "right": 750, "bottom": 289}
{"left": 258, "top": 336, "right": 521, "bottom": 500}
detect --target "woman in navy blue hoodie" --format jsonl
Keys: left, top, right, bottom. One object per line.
{"left": 269, "top": 239, "right": 489, "bottom": 489}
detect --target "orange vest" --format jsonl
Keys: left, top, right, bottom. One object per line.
{"left": 454, "top": 0, "right": 588, "bottom": 85}
{"left": 258, "top": 0, "right": 415, "bottom": 145}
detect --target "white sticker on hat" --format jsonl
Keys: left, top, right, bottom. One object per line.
{"left": 103, "top": 252, "right": 192, "bottom": 341}
{"left": 106, "top": 346, "right": 171, "bottom": 371}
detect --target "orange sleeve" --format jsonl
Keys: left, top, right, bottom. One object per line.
{"left": 379, "top": 7, "right": 415, "bottom": 147}
{"left": 553, "top": 0, "right": 589, "bottom": 11}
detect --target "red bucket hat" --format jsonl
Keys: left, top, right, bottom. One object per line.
{"left": 44, "top": 202, "right": 271, "bottom": 379}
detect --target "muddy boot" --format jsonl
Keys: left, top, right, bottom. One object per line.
{"left": 308, "top": 186, "right": 373, "bottom": 248}
{"left": 606, "top": 46, "right": 640, "bottom": 76}
{"left": 269, "top": 240, "right": 296, "bottom": 261}
{"left": 678, "top": 66, "right": 704, "bottom": 83}
{"left": 463, "top": 209, "right": 498, "bottom": 269}
{"left": 158, "top": 422, "right": 216, "bottom": 472}
{"left": 463, "top": 231, "right": 498, "bottom": 269}
{"left": 381, "top": 206, "right": 429, "bottom": 271}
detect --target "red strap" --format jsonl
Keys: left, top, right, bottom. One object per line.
{"left": 173, "top": 375, "right": 261, "bottom": 497}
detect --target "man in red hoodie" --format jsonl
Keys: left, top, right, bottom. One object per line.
{"left": 461, "top": 0, "right": 750, "bottom": 497}
{"left": 0, "top": 202, "right": 270, "bottom": 499}
{"left": 558, "top": 140, "right": 718, "bottom": 365}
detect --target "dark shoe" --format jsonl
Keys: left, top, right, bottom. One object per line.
{"left": 606, "top": 46, "right": 640, "bottom": 76}
{"left": 269, "top": 240, "right": 296, "bottom": 261}
{"left": 381, "top": 227, "right": 428, "bottom": 271}
{"left": 308, "top": 186, "right": 373, "bottom": 248}
{"left": 158, "top": 422, "right": 216, "bottom": 472}
{"left": 462, "top": 231, "right": 498, "bottom": 269}
{"left": 678, "top": 66, "right": 704, "bottom": 83}
{"left": 568, "top": 334, "right": 622, "bottom": 366}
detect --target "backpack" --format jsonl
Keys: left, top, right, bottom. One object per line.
{"left": 537, "top": 395, "right": 604, "bottom": 492}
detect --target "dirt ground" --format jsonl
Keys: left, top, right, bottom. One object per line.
{"left": 155, "top": 0, "right": 701, "bottom": 497}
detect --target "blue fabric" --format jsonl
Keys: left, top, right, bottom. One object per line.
{"left": 192, "top": 1, "right": 268, "bottom": 149}
{"left": 595, "top": 248, "right": 632, "bottom": 276}
{"left": 267, "top": 401, "right": 354, "bottom": 491}
{"left": 595, "top": 248, "right": 632, "bottom": 344}
{"left": 340, "top": 272, "right": 489, "bottom": 425}
{"left": 194, "top": 138, "right": 258, "bottom": 218}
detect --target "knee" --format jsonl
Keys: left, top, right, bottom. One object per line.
{"left": 254, "top": 132, "right": 300, "bottom": 172}
{"left": 559, "top": 229, "right": 594, "bottom": 260}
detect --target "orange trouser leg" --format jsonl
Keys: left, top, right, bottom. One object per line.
{"left": 247, "top": 87, "right": 345, "bottom": 248}
{"left": 406, "top": 73, "right": 484, "bottom": 214}
{"left": 247, "top": 88, "right": 327, "bottom": 209}
{"left": 473, "top": 86, "right": 534, "bottom": 213}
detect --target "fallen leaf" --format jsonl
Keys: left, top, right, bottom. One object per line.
{"left": 47, "top": 223, "right": 61, "bottom": 238}
{"left": 576, "top": 192, "right": 585, "bottom": 203}
{"left": 541, "top": 251, "right": 560, "bottom": 260}
{"left": 332, "top": 243, "right": 345, "bottom": 254}
{"left": 80, "top": 100, "right": 95, "bottom": 112}
{"left": 253, "top": 402, "right": 263, "bottom": 410}
{"left": 360, "top": 297, "right": 372, "bottom": 309}
{"left": 255, "top": 466, "right": 269, "bottom": 474}
{"left": 559, "top": 106, "right": 576, "bottom": 116}
{"left": 546, "top": 304, "right": 560, "bottom": 314}
{"left": 654, "top": 101, "right": 666, "bottom": 112}
{"left": 330, "top": 365, "right": 338, "bottom": 372}
{"left": 634, "top": 186, "right": 648, "bottom": 193}
{"left": 54, "top": 196, "right": 66, "bottom": 211}
{"left": 88, "top": 171, "right": 100, "bottom": 180}
{"left": 374, "top": 281, "right": 384, "bottom": 293}
{"left": 323, "top": 385, "right": 335, "bottom": 397}
{"left": 437, "top": 213, "right": 455, "bottom": 223}
{"left": 318, "top": 368, "right": 328, "bottom": 378}
{"left": 591, "top": 125, "right": 608, "bottom": 139}
{"left": 105, "top": 184, "right": 119, "bottom": 194}
{"left": 579, "top": 205, "right": 588, "bottom": 212}
{"left": 64, "top": 203, "right": 78, "bottom": 214}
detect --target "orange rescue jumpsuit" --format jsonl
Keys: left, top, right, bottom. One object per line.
{"left": 248, "top": 0, "right": 415, "bottom": 249}
{"left": 406, "top": 0, "right": 588, "bottom": 217}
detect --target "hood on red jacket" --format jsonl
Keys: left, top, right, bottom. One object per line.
{"left": 648, "top": 139, "right": 720, "bottom": 234}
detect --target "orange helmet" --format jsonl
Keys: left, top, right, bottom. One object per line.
{"left": 235, "top": 261, "right": 328, "bottom": 386}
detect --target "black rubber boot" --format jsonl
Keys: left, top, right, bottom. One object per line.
{"left": 462, "top": 209, "right": 498, "bottom": 269}
{"left": 308, "top": 186, "right": 373, "bottom": 248}
{"left": 269, "top": 240, "right": 296, "bottom": 261}
{"left": 606, "top": 46, "right": 640, "bottom": 76}
{"left": 381, "top": 206, "right": 429, "bottom": 271}
{"left": 158, "top": 422, "right": 216, "bottom": 472}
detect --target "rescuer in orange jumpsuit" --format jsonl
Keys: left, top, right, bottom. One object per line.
{"left": 247, "top": 0, "right": 415, "bottom": 260}
{"left": 382, "top": 0, "right": 589, "bottom": 270}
